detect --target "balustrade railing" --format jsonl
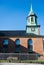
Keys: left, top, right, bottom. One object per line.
{"left": 0, "top": 53, "right": 39, "bottom": 60}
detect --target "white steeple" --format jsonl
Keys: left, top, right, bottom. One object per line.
{"left": 26, "top": 4, "right": 40, "bottom": 35}
{"left": 28, "top": 4, "right": 34, "bottom": 16}
{"left": 30, "top": 4, "right": 33, "bottom": 13}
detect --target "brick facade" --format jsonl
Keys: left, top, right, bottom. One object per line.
{"left": 0, "top": 37, "right": 43, "bottom": 54}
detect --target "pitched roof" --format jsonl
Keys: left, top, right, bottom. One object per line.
{"left": 0, "top": 30, "right": 44, "bottom": 38}
{"left": 0, "top": 30, "right": 26, "bottom": 36}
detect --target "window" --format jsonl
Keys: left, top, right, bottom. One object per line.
{"left": 15, "top": 39, "right": 20, "bottom": 53}
{"left": 31, "top": 17, "right": 33, "bottom": 21}
{"left": 3, "top": 39, "right": 8, "bottom": 53}
{"left": 28, "top": 39, "right": 33, "bottom": 53}
{"left": 3, "top": 47, "right": 8, "bottom": 53}
{"left": 31, "top": 17, "right": 34, "bottom": 24}
{"left": 3, "top": 39, "right": 8, "bottom": 45}
{"left": 15, "top": 39, "right": 20, "bottom": 45}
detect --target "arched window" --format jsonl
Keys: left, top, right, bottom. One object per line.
{"left": 3, "top": 39, "right": 8, "bottom": 53}
{"left": 3, "top": 39, "right": 8, "bottom": 45}
{"left": 28, "top": 39, "right": 33, "bottom": 53}
{"left": 16, "top": 39, "right": 20, "bottom": 45}
{"left": 15, "top": 39, "right": 20, "bottom": 53}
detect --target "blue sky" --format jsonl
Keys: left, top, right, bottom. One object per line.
{"left": 0, "top": 0, "right": 44, "bottom": 35}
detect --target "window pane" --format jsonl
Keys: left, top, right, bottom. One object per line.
{"left": 15, "top": 46, "right": 20, "bottom": 52}
{"left": 3, "top": 39, "right": 8, "bottom": 45}
{"left": 28, "top": 39, "right": 33, "bottom": 52}
{"left": 28, "top": 45, "right": 33, "bottom": 52}
{"left": 16, "top": 39, "right": 20, "bottom": 45}
{"left": 3, "top": 47, "right": 8, "bottom": 53}
{"left": 31, "top": 17, "right": 33, "bottom": 22}
{"left": 15, "top": 39, "right": 20, "bottom": 52}
{"left": 28, "top": 39, "right": 32, "bottom": 45}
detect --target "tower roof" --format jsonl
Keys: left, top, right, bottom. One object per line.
{"left": 28, "top": 4, "right": 37, "bottom": 17}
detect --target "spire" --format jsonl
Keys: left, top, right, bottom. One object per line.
{"left": 30, "top": 4, "right": 33, "bottom": 13}
{"left": 28, "top": 4, "right": 34, "bottom": 16}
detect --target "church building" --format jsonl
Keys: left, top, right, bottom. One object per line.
{"left": 0, "top": 5, "right": 44, "bottom": 60}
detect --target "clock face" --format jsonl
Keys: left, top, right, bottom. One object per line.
{"left": 31, "top": 28, "right": 35, "bottom": 31}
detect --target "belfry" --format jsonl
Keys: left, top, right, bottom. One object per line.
{"left": 26, "top": 4, "right": 40, "bottom": 35}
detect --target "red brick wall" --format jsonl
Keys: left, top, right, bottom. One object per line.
{"left": 0, "top": 37, "right": 43, "bottom": 54}
{"left": 32, "top": 38, "right": 43, "bottom": 54}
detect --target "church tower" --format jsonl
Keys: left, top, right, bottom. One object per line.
{"left": 26, "top": 4, "right": 40, "bottom": 35}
